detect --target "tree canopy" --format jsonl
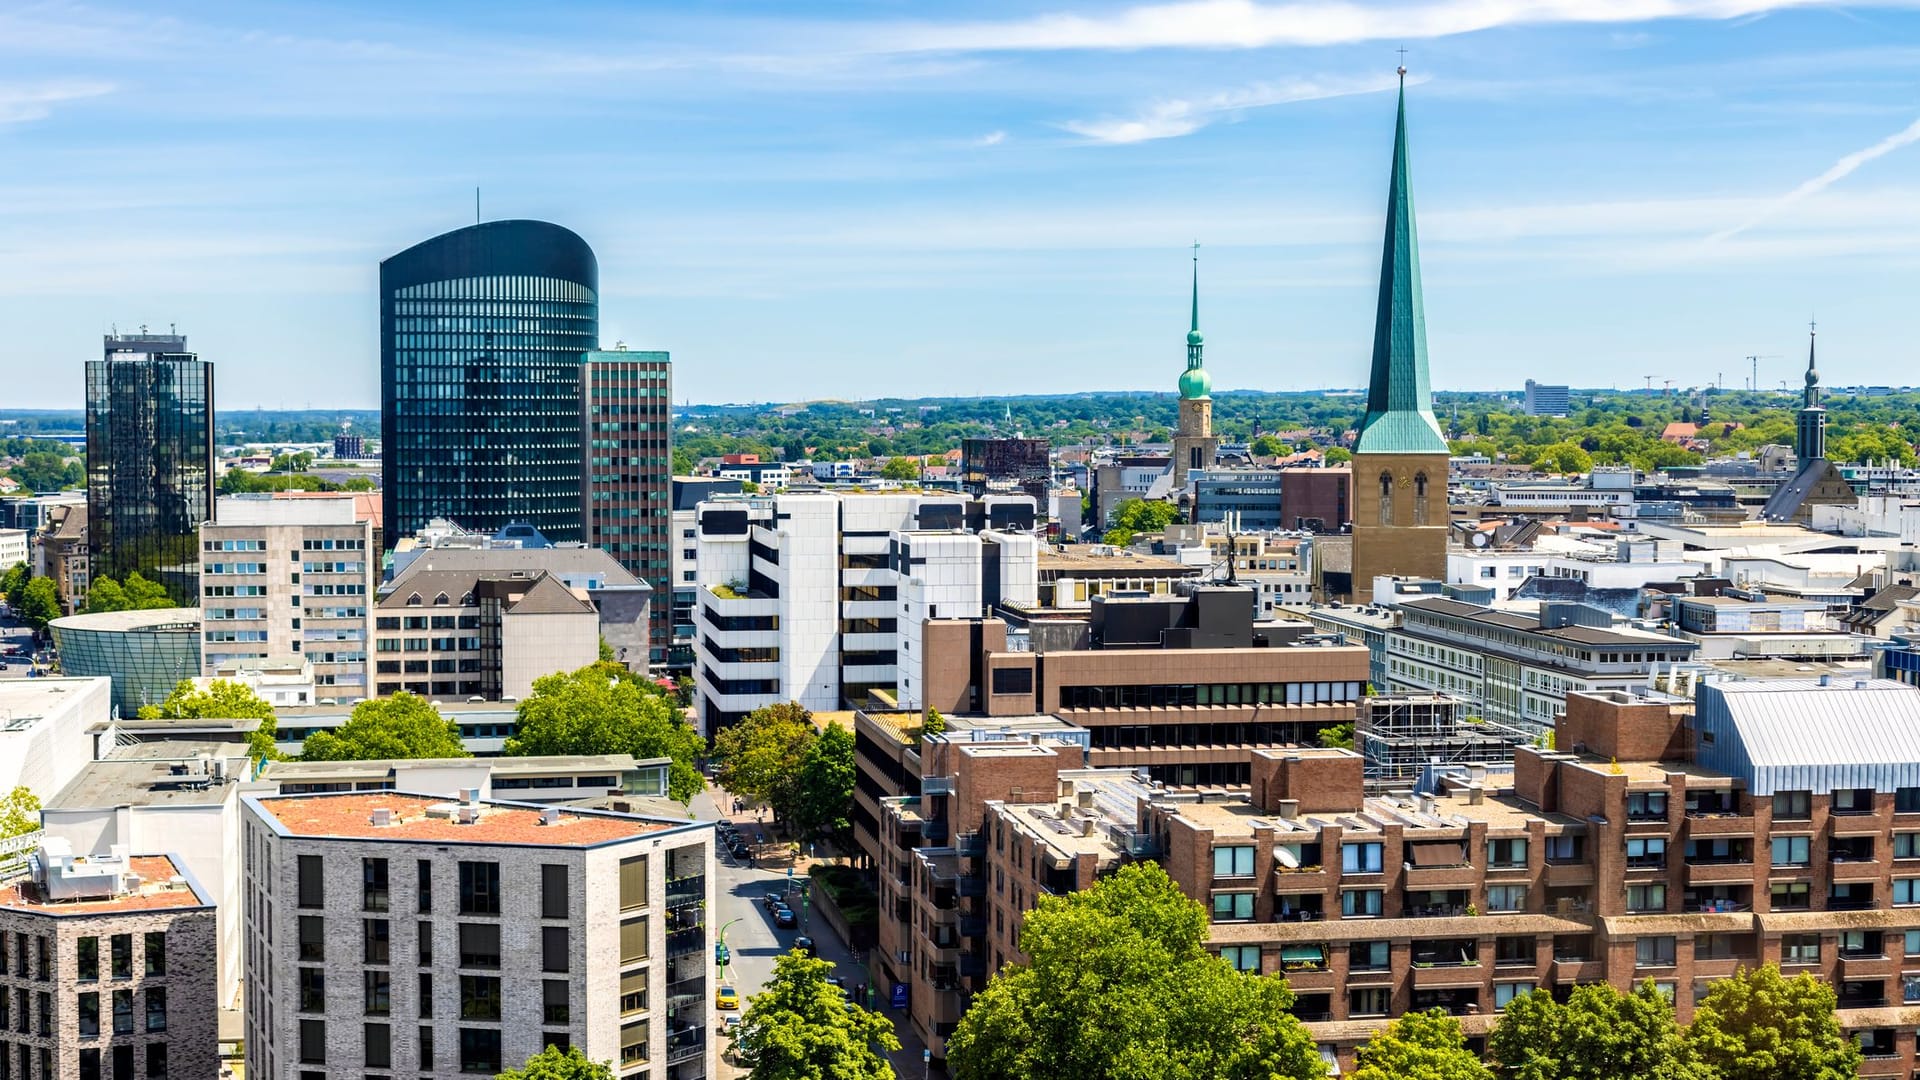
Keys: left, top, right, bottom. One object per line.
{"left": 946, "top": 862, "right": 1324, "bottom": 1080}
{"left": 16, "top": 577, "right": 60, "bottom": 631}
{"left": 880, "top": 456, "right": 920, "bottom": 480}
{"left": 0, "top": 787, "right": 41, "bottom": 839}
{"left": 789, "top": 723, "right": 855, "bottom": 843}
{"left": 1351, "top": 1009, "right": 1491, "bottom": 1080}
{"left": 732, "top": 951, "right": 898, "bottom": 1080}
{"left": 1489, "top": 982, "right": 1707, "bottom": 1080}
{"left": 81, "top": 573, "right": 174, "bottom": 614}
{"left": 301, "top": 692, "right": 468, "bottom": 762}
{"left": 1684, "top": 964, "right": 1860, "bottom": 1080}
{"left": 2, "top": 563, "right": 30, "bottom": 610}
{"left": 503, "top": 662, "right": 705, "bottom": 801}
{"left": 138, "top": 678, "right": 282, "bottom": 761}
{"left": 494, "top": 1045, "right": 615, "bottom": 1080}
{"left": 1103, "top": 497, "right": 1182, "bottom": 545}
{"left": 712, "top": 702, "right": 816, "bottom": 826}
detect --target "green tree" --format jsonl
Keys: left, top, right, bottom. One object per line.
{"left": 733, "top": 951, "right": 898, "bottom": 1079}
{"left": 495, "top": 1045, "right": 614, "bottom": 1080}
{"left": 947, "top": 862, "right": 1323, "bottom": 1080}
{"left": 301, "top": 692, "right": 468, "bottom": 761}
{"left": 598, "top": 637, "right": 616, "bottom": 663}
{"left": 1534, "top": 441, "right": 1594, "bottom": 474}
{"left": 138, "top": 679, "right": 282, "bottom": 761}
{"left": 789, "top": 723, "right": 855, "bottom": 842}
{"left": 120, "top": 572, "right": 174, "bottom": 608}
{"left": 880, "top": 456, "right": 920, "bottom": 481}
{"left": 1316, "top": 722, "right": 1354, "bottom": 751}
{"left": 341, "top": 476, "right": 376, "bottom": 491}
{"left": 0, "top": 787, "right": 41, "bottom": 838}
{"left": 82, "top": 577, "right": 129, "bottom": 614}
{"left": 711, "top": 702, "right": 815, "bottom": 824}
{"left": 1351, "top": 1009, "right": 1491, "bottom": 1080}
{"left": 1104, "top": 497, "right": 1182, "bottom": 545}
{"left": 1251, "top": 434, "right": 1284, "bottom": 457}
{"left": 1325, "top": 447, "right": 1353, "bottom": 463}
{"left": 922, "top": 707, "right": 947, "bottom": 739}
{"left": 504, "top": 663, "right": 706, "bottom": 801}
{"left": 1, "top": 563, "right": 27, "bottom": 609}
{"left": 1685, "top": 964, "right": 1861, "bottom": 1080}
{"left": 1490, "top": 982, "right": 1708, "bottom": 1080}
{"left": 17, "top": 577, "right": 60, "bottom": 631}
{"left": 8, "top": 451, "right": 82, "bottom": 492}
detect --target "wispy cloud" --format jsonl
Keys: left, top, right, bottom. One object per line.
{"left": 0, "top": 81, "right": 114, "bottom": 124}
{"left": 974, "top": 130, "right": 1008, "bottom": 146}
{"left": 1707, "top": 114, "right": 1920, "bottom": 241}
{"left": 1062, "top": 74, "right": 1401, "bottom": 143}
{"left": 874, "top": 0, "right": 1920, "bottom": 53}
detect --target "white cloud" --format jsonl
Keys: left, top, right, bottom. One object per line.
{"left": 873, "top": 0, "right": 1917, "bottom": 53}
{"left": 0, "top": 81, "right": 114, "bottom": 123}
{"left": 1706, "top": 115, "right": 1920, "bottom": 241}
{"left": 1062, "top": 74, "right": 1402, "bottom": 144}
{"left": 975, "top": 130, "right": 1008, "bottom": 146}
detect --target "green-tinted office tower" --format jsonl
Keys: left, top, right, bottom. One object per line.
{"left": 85, "top": 332, "right": 215, "bottom": 602}
{"left": 585, "top": 349, "right": 672, "bottom": 667}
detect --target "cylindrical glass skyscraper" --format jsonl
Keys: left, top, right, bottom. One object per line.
{"left": 380, "top": 220, "right": 597, "bottom": 547}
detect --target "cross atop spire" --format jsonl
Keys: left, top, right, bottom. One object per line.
{"left": 1354, "top": 72, "right": 1448, "bottom": 456}
{"left": 1179, "top": 244, "right": 1210, "bottom": 400}
{"left": 1190, "top": 241, "right": 1201, "bottom": 336}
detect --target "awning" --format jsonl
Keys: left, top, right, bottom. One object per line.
{"left": 1281, "top": 945, "right": 1325, "bottom": 963}
{"left": 1275, "top": 845, "right": 1302, "bottom": 870}
{"left": 1408, "top": 842, "right": 1467, "bottom": 867}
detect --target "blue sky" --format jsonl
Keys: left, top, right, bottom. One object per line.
{"left": 2, "top": 1, "right": 1919, "bottom": 409}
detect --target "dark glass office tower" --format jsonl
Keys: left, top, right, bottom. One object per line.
{"left": 85, "top": 332, "right": 215, "bottom": 602}
{"left": 585, "top": 349, "right": 673, "bottom": 666}
{"left": 380, "top": 220, "right": 597, "bottom": 548}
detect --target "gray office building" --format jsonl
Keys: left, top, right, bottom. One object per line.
{"left": 1523, "top": 380, "right": 1571, "bottom": 417}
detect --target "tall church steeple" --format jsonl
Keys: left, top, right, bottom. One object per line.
{"left": 1171, "top": 243, "right": 1218, "bottom": 489}
{"left": 1179, "top": 243, "right": 1210, "bottom": 402}
{"left": 1797, "top": 321, "right": 1826, "bottom": 461}
{"left": 1354, "top": 69, "right": 1448, "bottom": 456}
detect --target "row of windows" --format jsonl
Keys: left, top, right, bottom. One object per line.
{"left": 1059, "top": 681, "right": 1363, "bottom": 711}
{"left": 301, "top": 539, "right": 366, "bottom": 551}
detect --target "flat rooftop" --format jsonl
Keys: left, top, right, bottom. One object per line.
{"left": 48, "top": 608, "right": 201, "bottom": 632}
{"left": 0, "top": 856, "right": 210, "bottom": 915}
{"left": 944, "top": 713, "right": 1084, "bottom": 736}
{"left": 49, "top": 754, "right": 252, "bottom": 810}
{"left": 0, "top": 677, "right": 106, "bottom": 726}
{"left": 261, "top": 754, "right": 654, "bottom": 782}
{"left": 248, "top": 791, "right": 685, "bottom": 846}
{"left": 1038, "top": 547, "right": 1191, "bottom": 573}
{"left": 1703, "top": 658, "right": 1874, "bottom": 681}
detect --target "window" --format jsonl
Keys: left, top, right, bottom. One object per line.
{"left": 1627, "top": 884, "right": 1666, "bottom": 913}
{"left": 1213, "top": 846, "right": 1255, "bottom": 878}
{"left": 143, "top": 932, "right": 166, "bottom": 976}
{"left": 364, "top": 1022, "right": 391, "bottom": 1070}
{"left": 419, "top": 973, "right": 434, "bottom": 1018}
{"left": 1899, "top": 787, "right": 1920, "bottom": 813}
{"left": 299, "top": 968, "right": 326, "bottom": 1012}
{"left": 1485, "top": 885, "right": 1527, "bottom": 912}
{"left": 459, "top": 976, "right": 501, "bottom": 1021}
{"left": 1487, "top": 838, "right": 1527, "bottom": 867}
{"left": 619, "top": 918, "right": 649, "bottom": 965}
{"left": 1772, "top": 790, "right": 1811, "bottom": 819}
{"left": 418, "top": 859, "right": 433, "bottom": 913}
{"left": 1770, "top": 836, "right": 1811, "bottom": 866}
{"left": 1781, "top": 934, "right": 1820, "bottom": 964}
{"left": 77, "top": 937, "right": 98, "bottom": 981}
{"left": 457, "top": 922, "right": 500, "bottom": 968}
{"left": 1341, "top": 843, "right": 1384, "bottom": 874}
{"left": 1906, "top": 975, "right": 1920, "bottom": 1005}
{"left": 363, "top": 858, "right": 390, "bottom": 912}
{"left": 1908, "top": 930, "right": 1920, "bottom": 958}
{"left": 1412, "top": 473, "right": 1429, "bottom": 525}
{"left": 80, "top": 1050, "right": 98, "bottom": 1080}
{"left": 1495, "top": 983, "right": 1534, "bottom": 1010}
{"left": 1342, "top": 889, "right": 1383, "bottom": 917}
{"left": 79, "top": 992, "right": 99, "bottom": 1036}
{"left": 146, "top": 1045, "right": 167, "bottom": 1080}
{"left": 298, "top": 916, "right": 324, "bottom": 962}
{"left": 1625, "top": 837, "right": 1666, "bottom": 869}
{"left": 1636, "top": 936, "right": 1676, "bottom": 967}
{"left": 1832, "top": 787, "right": 1874, "bottom": 814}
{"left": 543, "top": 980, "right": 570, "bottom": 1025}
{"left": 1378, "top": 473, "right": 1394, "bottom": 526}
{"left": 620, "top": 971, "right": 648, "bottom": 1016}
{"left": 145, "top": 986, "right": 166, "bottom": 1032}
{"left": 297, "top": 855, "right": 324, "bottom": 907}
{"left": 1896, "top": 833, "right": 1920, "bottom": 859}
{"left": 365, "top": 970, "right": 391, "bottom": 1016}
{"left": 458, "top": 862, "right": 500, "bottom": 915}
{"left": 1211, "top": 893, "right": 1254, "bottom": 922}
{"left": 364, "top": 919, "right": 390, "bottom": 964}
{"left": 1350, "top": 941, "right": 1389, "bottom": 970}
{"left": 542, "top": 927, "right": 569, "bottom": 973}
{"left": 1896, "top": 879, "right": 1920, "bottom": 906}
{"left": 1626, "top": 792, "right": 1668, "bottom": 821}
{"left": 1350, "top": 987, "right": 1391, "bottom": 1016}
{"left": 1495, "top": 936, "right": 1534, "bottom": 966}
{"left": 541, "top": 865, "right": 569, "bottom": 919}
{"left": 1770, "top": 881, "right": 1811, "bottom": 910}
{"left": 1219, "top": 946, "right": 1260, "bottom": 973}
{"left": 420, "top": 1025, "right": 435, "bottom": 1069}
{"left": 109, "top": 935, "right": 130, "bottom": 979}
{"left": 419, "top": 921, "right": 434, "bottom": 965}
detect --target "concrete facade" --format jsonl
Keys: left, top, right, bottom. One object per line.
{"left": 1349, "top": 451, "right": 1449, "bottom": 604}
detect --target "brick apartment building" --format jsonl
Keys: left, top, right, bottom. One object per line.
{"left": 874, "top": 676, "right": 1920, "bottom": 1073}
{"left": 241, "top": 791, "right": 716, "bottom": 1080}
{"left": 0, "top": 841, "right": 218, "bottom": 1080}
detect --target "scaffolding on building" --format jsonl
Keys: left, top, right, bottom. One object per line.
{"left": 1359, "top": 693, "right": 1524, "bottom": 792}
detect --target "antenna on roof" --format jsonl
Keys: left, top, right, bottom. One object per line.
{"left": 475, "top": 187, "right": 481, "bottom": 224}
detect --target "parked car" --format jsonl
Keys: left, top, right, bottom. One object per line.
{"left": 715, "top": 985, "right": 740, "bottom": 1010}
{"left": 729, "top": 841, "right": 753, "bottom": 861}
{"left": 714, "top": 943, "right": 730, "bottom": 966}
{"left": 772, "top": 905, "right": 796, "bottom": 929}
{"left": 762, "top": 888, "right": 786, "bottom": 913}
{"left": 793, "top": 935, "right": 816, "bottom": 957}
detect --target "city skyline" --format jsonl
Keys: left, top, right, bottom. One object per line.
{"left": 4, "top": 1, "right": 1920, "bottom": 407}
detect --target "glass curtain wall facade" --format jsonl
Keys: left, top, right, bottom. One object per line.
{"left": 85, "top": 335, "right": 215, "bottom": 603}
{"left": 380, "top": 221, "right": 597, "bottom": 547}
{"left": 585, "top": 351, "right": 672, "bottom": 667}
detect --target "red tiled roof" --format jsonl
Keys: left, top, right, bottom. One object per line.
{"left": 0, "top": 856, "right": 207, "bottom": 915}
{"left": 254, "top": 792, "right": 674, "bottom": 846}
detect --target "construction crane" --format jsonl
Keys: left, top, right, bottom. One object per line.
{"left": 1643, "top": 375, "right": 1657, "bottom": 392}
{"left": 1745, "top": 354, "right": 1780, "bottom": 392}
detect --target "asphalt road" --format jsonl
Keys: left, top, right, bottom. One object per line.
{"left": 0, "top": 610, "right": 38, "bottom": 680}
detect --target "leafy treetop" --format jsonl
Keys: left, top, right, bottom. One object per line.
{"left": 138, "top": 679, "right": 281, "bottom": 761}
{"left": 493, "top": 1045, "right": 615, "bottom": 1080}
{"left": 301, "top": 692, "right": 468, "bottom": 762}
{"left": 731, "top": 951, "right": 899, "bottom": 1080}
{"left": 504, "top": 662, "right": 705, "bottom": 802}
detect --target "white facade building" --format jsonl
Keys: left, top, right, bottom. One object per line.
{"left": 0, "top": 527, "right": 28, "bottom": 571}
{"left": 241, "top": 791, "right": 717, "bottom": 1080}
{"left": 0, "top": 675, "right": 112, "bottom": 806}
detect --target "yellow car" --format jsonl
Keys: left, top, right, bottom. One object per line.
{"left": 715, "top": 986, "right": 740, "bottom": 1010}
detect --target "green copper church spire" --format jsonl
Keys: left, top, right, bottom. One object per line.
{"left": 1179, "top": 242, "right": 1211, "bottom": 400}
{"left": 1354, "top": 69, "right": 1448, "bottom": 455}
